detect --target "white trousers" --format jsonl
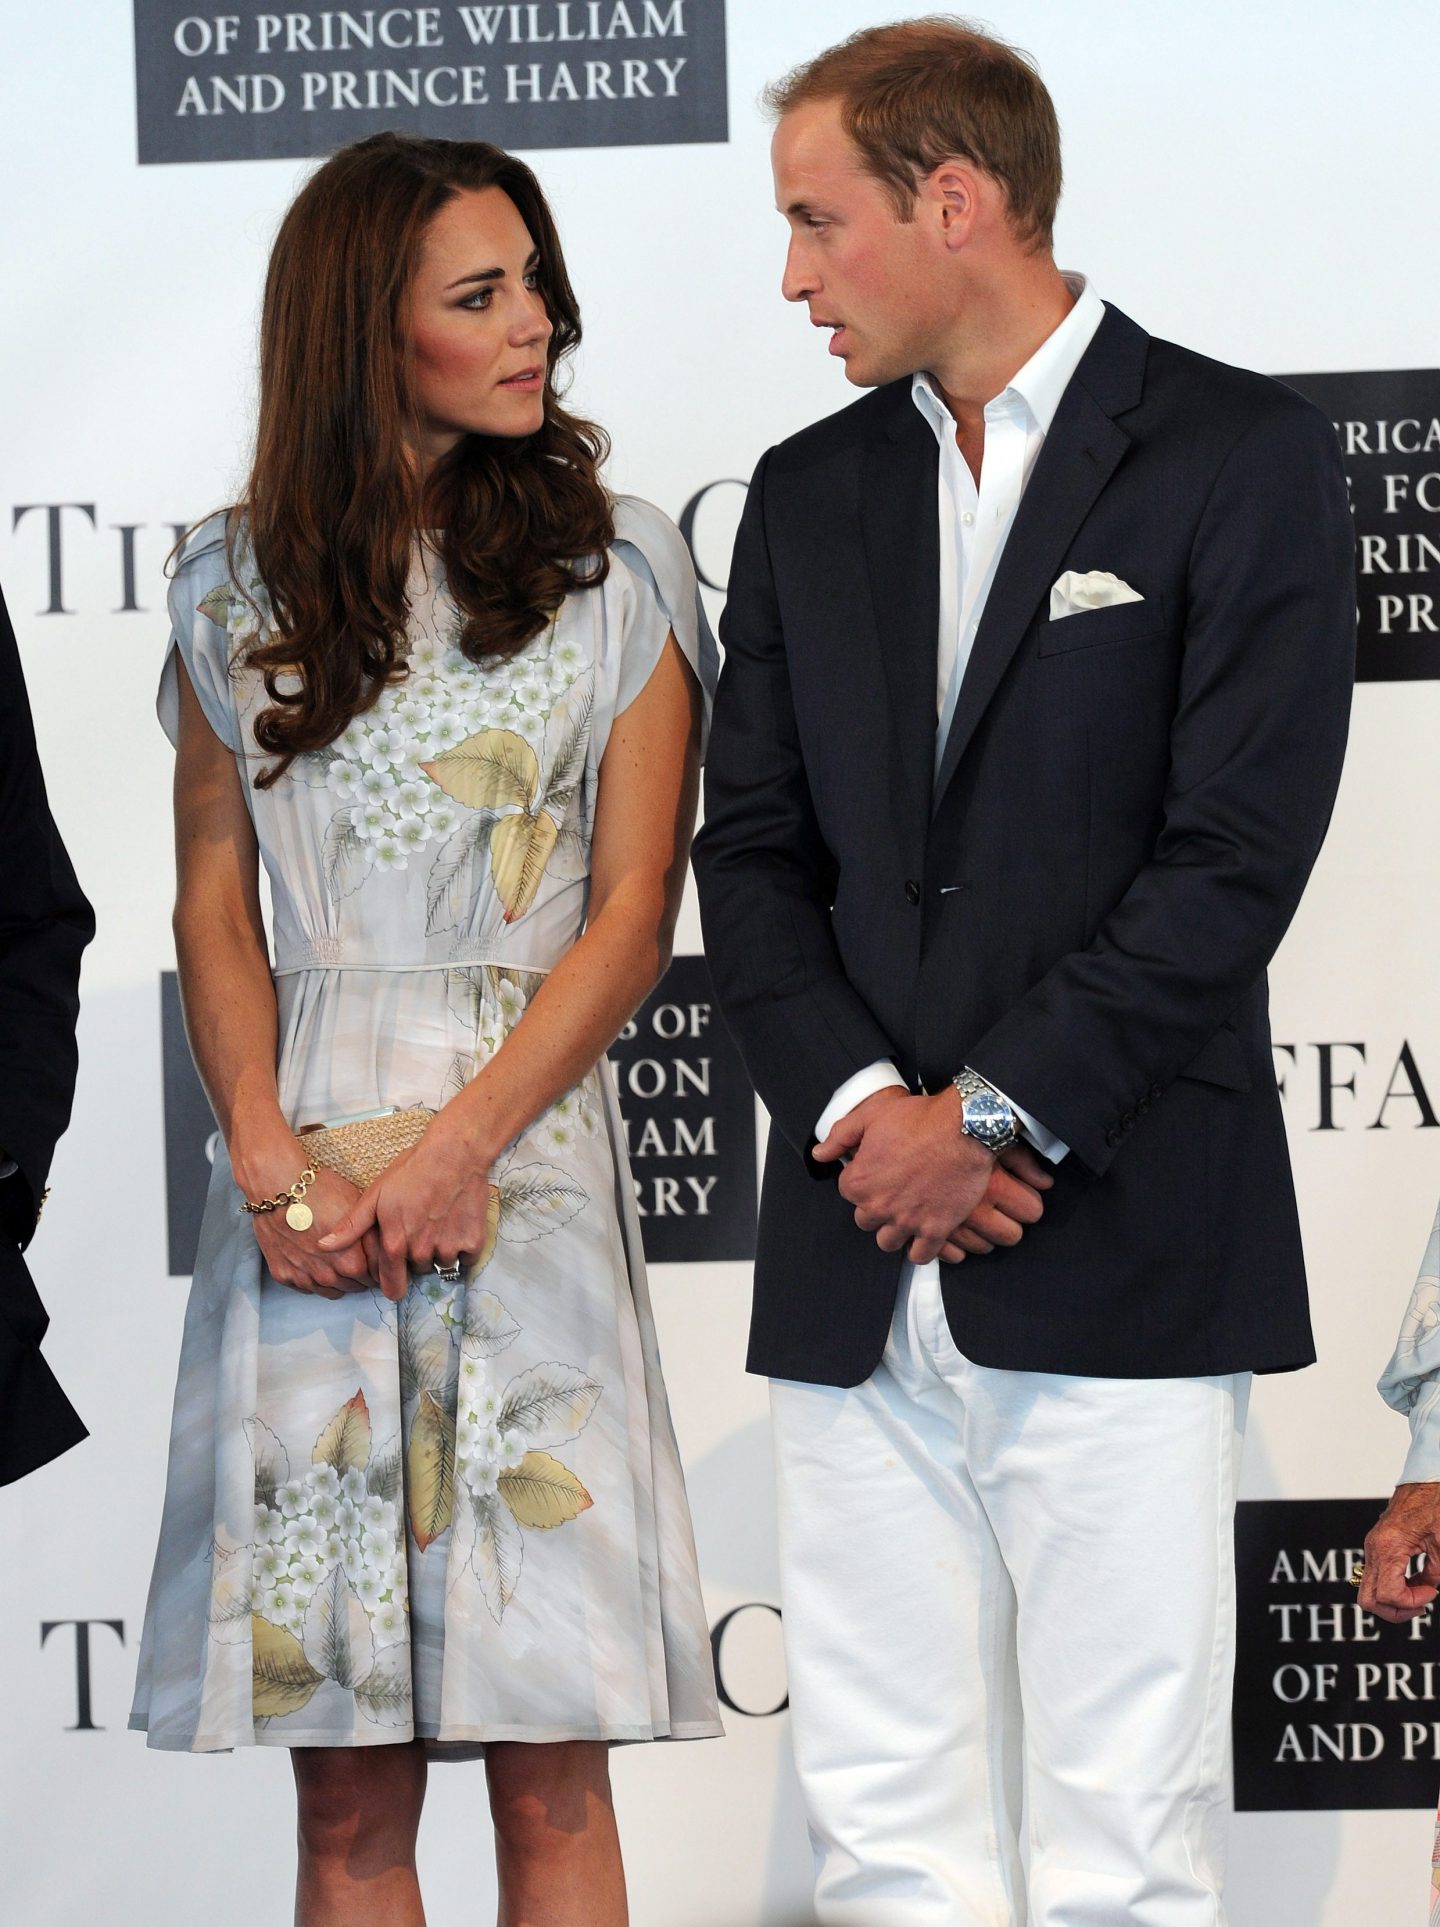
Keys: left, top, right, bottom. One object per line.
{"left": 770, "top": 1266, "right": 1250, "bottom": 1927}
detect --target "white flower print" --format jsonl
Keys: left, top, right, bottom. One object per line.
{"left": 359, "top": 1494, "right": 388, "bottom": 1532}
{"left": 496, "top": 977, "right": 527, "bottom": 1024}
{"left": 277, "top": 1479, "right": 307, "bottom": 1519}
{"left": 428, "top": 712, "right": 467, "bottom": 752}
{"left": 393, "top": 696, "right": 426, "bottom": 729}
{"left": 254, "top": 1503, "right": 284, "bottom": 1545}
{"left": 284, "top": 1514, "right": 326, "bottom": 1559}
{"left": 350, "top": 800, "right": 388, "bottom": 841}
{"left": 427, "top": 801, "right": 459, "bottom": 838}
{"left": 306, "top": 1463, "right": 341, "bottom": 1500}
{"left": 470, "top": 1459, "right": 500, "bottom": 1499}
{"left": 326, "top": 760, "right": 363, "bottom": 799}
{"left": 360, "top": 764, "right": 394, "bottom": 799}
{"left": 391, "top": 737, "right": 426, "bottom": 779}
{"left": 254, "top": 1544, "right": 287, "bottom": 1587}
{"left": 352, "top": 1570, "right": 384, "bottom": 1607}
{"left": 372, "top": 1600, "right": 407, "bottom": 1648}
{"left": 372, "top": 834, "right": 408, "bottom": 872}
{"left": 497, "top": 1429, "right": 527, "bottom": 1471}
{"left": 393, "top": 778, "right": 430, "bottom": 818}
{"left": 366, "top": 727, "right": 405, "bottom": 771}
{"left": 395, "top": 816, "right": 431, "bottom": 854}
{"left": 308, "top": 1491, "right": 339, "bottom": 1530}
{"left": 362, "top": 1526, "right": 396, "bottom": 1565}
{"left": 341, "top": 1469, "right": 367, "bottom": 1504}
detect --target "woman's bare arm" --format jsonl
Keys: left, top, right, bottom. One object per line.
{"left": 321, "top": 632, "right": 702, "bottom": 1295}
{"left": 172, "top": 661, "right": 373, "bottom": 1295}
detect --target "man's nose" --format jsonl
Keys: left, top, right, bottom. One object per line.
{"left": 781, "top": 236, "right": 815, "bottom": 305}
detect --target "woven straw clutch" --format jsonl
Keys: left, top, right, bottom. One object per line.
{"left": 298, "top": 1106, "right": 436, "bottom": 1191}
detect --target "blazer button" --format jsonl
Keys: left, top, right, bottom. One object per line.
{"left": 904, "top": 880, "right": 921, "bottom": 905}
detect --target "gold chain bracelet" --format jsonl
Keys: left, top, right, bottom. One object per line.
{"left": 242, "top": 1164, "right": 318, "bottom": 1232}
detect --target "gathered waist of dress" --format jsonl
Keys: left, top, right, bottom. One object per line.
{"left": 272, "top": 939, "right": 555, "bottom": 977}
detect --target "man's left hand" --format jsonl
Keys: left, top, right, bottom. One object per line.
{"left": 1359, "top": 1483, "right": 1440, "bottom": 1624}
{"left": 816, "top": 1088, "right": 1006, "bottom": 1264}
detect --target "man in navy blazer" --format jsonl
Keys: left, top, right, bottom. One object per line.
{"left": 693, "top": 20, "right": 1355, "bottom": 1923}
{"left": 0, "top": 579, "right": 91, "bottom": 1484}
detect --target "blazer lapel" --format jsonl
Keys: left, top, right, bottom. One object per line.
{"left": 932, "top": 307, "right": 1148, "bottom": 810}
{"left": 860, "top": 393, "right": 940, "bottom": 864}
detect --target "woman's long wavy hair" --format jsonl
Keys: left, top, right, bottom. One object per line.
{"left": 237, "top": 132, "right": 613, "bottom": 786}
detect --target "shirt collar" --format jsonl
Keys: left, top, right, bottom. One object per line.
{"left": 912, "top": 273, "right": 1106, "bottom": 443}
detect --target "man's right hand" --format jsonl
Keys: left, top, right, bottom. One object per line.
{"left": 816, "top": 1091, "right": 1053, "bottom": 1262}
{"left": 938, "top": 1144, "right": 1054, "bottom": 1260}
{"left": 1360, "top": 1484, "right": 1440, "bottom": 1624}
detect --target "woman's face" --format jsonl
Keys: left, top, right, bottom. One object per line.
{"left": 403, "top": 186, "right": 554, "bottom": 464}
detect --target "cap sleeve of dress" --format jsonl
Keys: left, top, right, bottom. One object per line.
{"left": 156, "top": 512, "right": 243, "bottom": 751}
{"left": 604, "top": 495, "right": 718, "bottom": 759}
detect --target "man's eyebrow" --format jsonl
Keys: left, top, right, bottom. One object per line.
{"left": 445, "top": 248, "right": 540, "bottom": 292}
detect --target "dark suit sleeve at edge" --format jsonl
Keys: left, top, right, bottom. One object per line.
{"left": 0, "top": 586, "right": 94, "bottom": 1247}
{"left": 692, "top": 449, "right": 899, "bottom": 1160}
{"left": 970, "top": 400, "right": 1356, "bottom": 1176}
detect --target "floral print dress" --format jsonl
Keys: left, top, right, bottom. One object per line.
{"left": 130, "top": 498, "right": 724, "bottom": 1754}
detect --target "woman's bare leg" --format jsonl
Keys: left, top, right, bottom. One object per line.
{"left": 487, "top": 1740, "right": 627, "bottom": 1927}
{"left": 292, "top": 1740, "right": 428, "bottom": 1926}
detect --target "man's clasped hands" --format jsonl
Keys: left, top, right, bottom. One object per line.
{"left": 812, "top": 1084, "right": 1054, "bottom": 1266}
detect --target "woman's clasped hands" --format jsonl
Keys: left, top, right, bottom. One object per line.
{"left": 316, "top": 1115, "right": 496, "bottom": 1301}
{"left": 246, "top": 1164, "right": 382, "bottom": 1302}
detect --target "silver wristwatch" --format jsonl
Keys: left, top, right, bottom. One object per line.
{"left": 951, "top": 1068, "right": 1022, "bottom": 1155}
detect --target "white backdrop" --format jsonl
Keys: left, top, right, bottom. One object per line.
{"left": 2, "top": 2, "right": 1438, "bottom": 1921}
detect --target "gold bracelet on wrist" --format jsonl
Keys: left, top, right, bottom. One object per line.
{"left": 241, "top": 1164, "right": 317, "bottom": 1232}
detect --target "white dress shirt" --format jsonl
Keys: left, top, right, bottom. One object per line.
{"left": 816, "top": 275, "right": 1107, "bottom": 1155}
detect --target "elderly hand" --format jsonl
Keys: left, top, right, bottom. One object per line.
{"left": 1359, "top": 1483, "right": 1440, "bottom": 1624}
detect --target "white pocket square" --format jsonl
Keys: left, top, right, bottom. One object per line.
{"left": 1049, "top": 569, "right": 1144, "bottom": 621}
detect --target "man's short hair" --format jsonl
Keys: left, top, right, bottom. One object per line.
{"left": 765, "top": 16, "right": 1062, "bottom": 251}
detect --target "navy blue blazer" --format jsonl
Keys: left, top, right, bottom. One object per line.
{"left": 692, "top": 305, "right": 1356, "bottom": 1386}
{"left": 0, "top": 584, "right": 92, "bottom": 1482}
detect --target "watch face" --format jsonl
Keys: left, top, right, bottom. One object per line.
{"left": 963, "top": 1091, "right": 1013, "bottom": 1147}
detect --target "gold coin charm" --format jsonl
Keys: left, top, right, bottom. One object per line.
{"left": 286, "top": 1200, "right": 314, "bottom": 1232}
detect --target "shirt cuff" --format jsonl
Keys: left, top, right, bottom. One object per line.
{"left": 1398, "top": 1380, "right": 1440, "bottom": 1487}
{"left": 814, "top": 1063, "right": 1070, "bottom": 1164}
{"left": 815, "top": 1061, "right": 909, "bottom": 1142}
{"left": 989, "top": 1086, "right": 1070, "bottom": 1165}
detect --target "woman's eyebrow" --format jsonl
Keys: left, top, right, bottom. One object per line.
{"left": 445, "top": 249, "right": 540, "bottom": 292}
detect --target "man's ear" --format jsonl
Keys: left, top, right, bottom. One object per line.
{"left": 925, "top": 160, "right": 982, "bottom": 252}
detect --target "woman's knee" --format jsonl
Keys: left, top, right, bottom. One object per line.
{"left": 294, "top": 1744, "right": 426, "bottom": 1860}
{"left": 487, "top": 1742, "right": 613, "bottom": 1857}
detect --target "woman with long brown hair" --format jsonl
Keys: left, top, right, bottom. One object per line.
{"left": 130, "top": 132, "right": 721, "bottom": 1923}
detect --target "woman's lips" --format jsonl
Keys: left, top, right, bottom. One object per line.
{"left": 499, "top": 369, "right": 544, "bottom": 390}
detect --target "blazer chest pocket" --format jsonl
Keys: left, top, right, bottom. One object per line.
{"left": 1037, "top": 593, "right": 1168, "bottom": 658}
